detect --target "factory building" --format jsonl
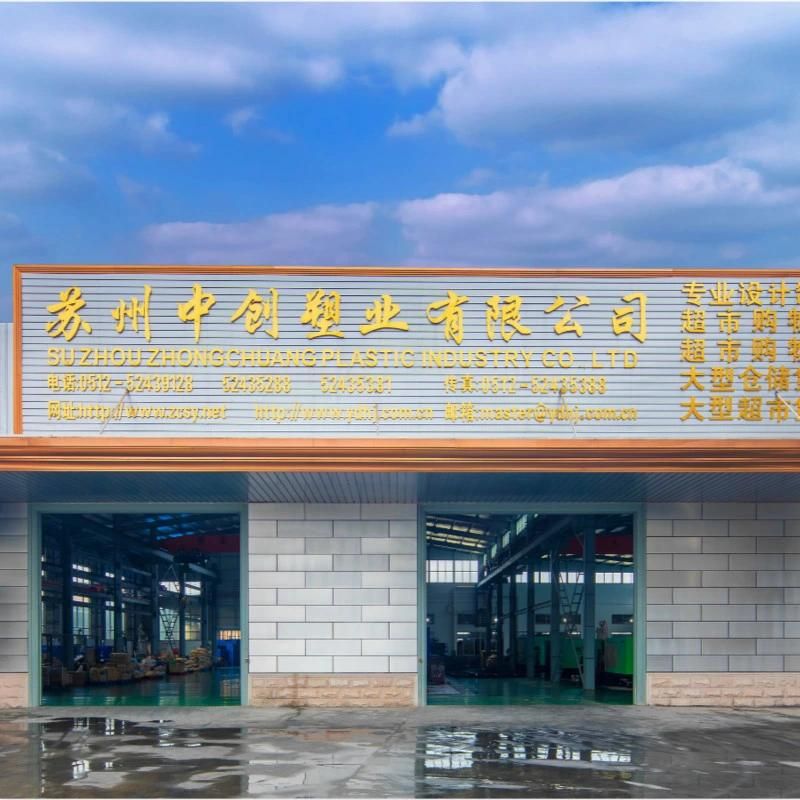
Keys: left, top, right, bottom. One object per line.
{"left": 1, "top": 265, "right": 799, "bottom": 709}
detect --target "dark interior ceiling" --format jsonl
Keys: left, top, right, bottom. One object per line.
{"left": 426, "top": 511, "right": 634, "bottom": 566}
{"left": 42, "top": 512, "right": 241, "bottom": 550}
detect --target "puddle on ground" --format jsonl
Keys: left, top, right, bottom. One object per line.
{"left": 415, "top": 726, "right": 641, "bottom": 798}
{"left": 0, "top": 714, "right": 799, "bottom": 797}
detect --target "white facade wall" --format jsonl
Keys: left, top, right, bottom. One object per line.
{"left": 0, "top": 324, "right": 12, "bottom": 437}
{"left": 0, "top": 503, "right": 28, "bottom": 706}
{"left": 247, "top": 502, "right": 418, "bottom": 675}
{"left": 646, "top": 502, "right": 800, "bottom": 673}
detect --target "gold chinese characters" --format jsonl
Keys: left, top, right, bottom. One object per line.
{"left": 679, "top": 280, "right": 800, "bottom": 423}
{"left": 43, "top": 285, "right": 651, "bottom": 345}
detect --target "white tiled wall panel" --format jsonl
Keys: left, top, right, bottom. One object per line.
{"left": 0, "top": 504, "right": 27, "bottom": 673}
{"left": 248, "top": 503, "right": 418, "bottom": 672}
{"left": 647, "top": 502, "right": 800, "bottom": 673}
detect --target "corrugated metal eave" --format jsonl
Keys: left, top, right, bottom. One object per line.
{"left": 0, "top": 470, "right": 799, "bottom": 504}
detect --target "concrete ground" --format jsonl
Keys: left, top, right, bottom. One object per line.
{"left": 0, "top": 705, "right": 799, "bottom": 798}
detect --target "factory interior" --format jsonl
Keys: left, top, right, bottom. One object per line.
{"left": 39, "top": 512, "right": 241, "bottom": 706}
{"left": 425, "top": 511, "right": 636, "bottom": 705}
{"left": 37, "top": 507, "right": 635, "bottom": 707}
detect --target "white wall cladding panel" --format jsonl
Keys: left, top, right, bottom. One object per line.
{"left": 19, "top": 269, "right": 800, "bottom": 437}
{"left": 0, "top": 324, "right": 12, "bottom": 436}
{"left": 247, "top": 502, "right": 418, "bottom": 673}
{"left": 647, "top": 501, "right": 800, "bottom": 674}
{"left": 0, "top": 503, "right": 27, "bottom": 674}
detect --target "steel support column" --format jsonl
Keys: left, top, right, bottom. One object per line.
{"left": 583, "top": 524, "right": 597, "bottom": 693}
{"left": 549, "top": 546, "right": 561, "bottom": 684}
{"left": 178, "top": 570, "right": 187, "bottom": 657}
{"left": 208, "top": 581, "right": 217, "bottom": 654}
{"left": 526, "top": 556, "right": 537, "bottom": 678}
{"left": 113, "top": 544, "right": 123, "bottom": 653}
{"left": 509, "top": 569, "right": 518, "bottom": 673}
{"left": 200, "top": 578, "right": 209, "bottom": 647}
{"left": 150, "top": 562, "right": 160, "bottom": 656}
{"left": 496, "top": 578, "right": 504, "bottom": 661}
{"left": 60, "top": 528, "right": 74, "bottom": 667}
{"left": 484, "top": 586, "right": 493, "bottom": 663}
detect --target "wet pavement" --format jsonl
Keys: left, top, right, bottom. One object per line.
{"left": 0, "top": 705, "right": 799, "bottom": 797}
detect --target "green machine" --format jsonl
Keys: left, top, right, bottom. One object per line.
{"left": 602, "top": 635, "right": 634, "bottom": 680}
{"left": 533, "top": 636, "right": 548, "bottom": 673}
{"left": 560, "top": 635, "right": 583, "bottom": 670}
{"left": 533, "top": 634, "right": 633, "bottom": 685}
{"left": 532, "top": 635, "right": 584, "bottom": 674}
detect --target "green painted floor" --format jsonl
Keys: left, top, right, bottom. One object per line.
{"left": 42, "top": 667, "right": 241, "bottom": 706}
{"left": 427, "top": 676, "right": 633, "bottom": 705}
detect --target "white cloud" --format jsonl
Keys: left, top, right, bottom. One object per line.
{"left": 136, "top": 112, "right": 200, "bottom": 156}
{"left": 392, "top": 4, "right": 800, "bottom": 147}
{"left": 298, "top": 56, "right": 344, "bottom": 89}
{"left": 6, "top": 4, "right": 797, "bottom": 160}
{"left": 0, "top": 142, "right": 91, "bottom": 196}
{"left": 141, "top": 202, "right": 378, "bottom": 264}
{"left": 387, "top": 112, "right": 437, "bottom": 138}
{"left": 0, "top": 12, "right": 256, "bottom": 96}
{"left": 723, "top": 116, "right": 800, "bottom": 178}
{"left": 373, "top": 37, "right": 468, "bottom": 90}
{"left": 396, "top": 159, "right": 800, "bottom": 266}
{"left": 225, "top": 106, "right": 259, "bottom": 136}
{"left": 0, "top": 213, "right": 46, "bottom": 320}
{"left": 0, "top": 5, "right": 336, "bottom": 167}
{"left": 0, "top": 94, "right": 198, "bottom": 157}
{"left": 117, "top": 176, "right": 164, "bottom": 209}
{"left": 223, "top": 106, "right": 293, "bottom": 143}
{"left": 0, "top": 5, "right": 355, "bottom": 104}
{"left": 458, "top": 167, "right": 497, "bottom": 189}
{"left": 0, "top": 211, "right": 43, "bottom": 251}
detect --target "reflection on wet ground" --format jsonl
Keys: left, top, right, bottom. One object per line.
{"left": 0, "top": 706, "right": 799, "bottom": 797}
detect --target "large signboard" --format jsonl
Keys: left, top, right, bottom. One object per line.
{"left": 13, "top": 266, "right": 800, "bottom": 439}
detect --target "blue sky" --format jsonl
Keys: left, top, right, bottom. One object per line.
{"left": 3, "top": 2, "right": 800, "bottom": 320}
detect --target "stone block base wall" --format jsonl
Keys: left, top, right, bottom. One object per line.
{"left": 250, "top": 673, "right": 417, "bottom": 707}
{"left": 0, "top": 673, "right": 27, "bottom": 708}
{"left": 648, "top": 672, "right": 800, "bottom": 706}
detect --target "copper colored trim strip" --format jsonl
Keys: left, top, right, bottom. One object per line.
{"left": 14, "top": 264, "right": 800, "bottom": 278}
{"left": 1, "top": 437, "right": 799, "bottom": 473}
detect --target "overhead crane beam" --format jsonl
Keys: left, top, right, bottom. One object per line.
{"left": 184, "top": 562, "right": 217, "bottom": 580}
{"left": 52, "top": 516, "right": 176, "bottom": 565}
{"left": 477, "top": 516, "right": 572, "bottom": 588}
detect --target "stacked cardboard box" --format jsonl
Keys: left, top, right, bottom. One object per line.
{"left": 69, "top": 670, "right": 88, "bottom": 687}
{"left": 188, "top": 647, "right": 212, "bottom": 671}
{"left": 109, "top": 652, "right": 133, "bottom": 681}
{"left": 168, "top": 658, "right": 187, "bottom": 674}
{"left": 48, "top": 667, "right": 72, "bottom": 689}
{"left": 89, "top": 666, "right": 108, "bottom": 683}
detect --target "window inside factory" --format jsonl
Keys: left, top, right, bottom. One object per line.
{"left": 426, "top": 560, "right": 479, "bottom": 583}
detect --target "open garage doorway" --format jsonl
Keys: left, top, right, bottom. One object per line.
{"left": 39, "top": 511, "right": 241, "bottom": 706}
{"left": 424, "top": 510, "right": 639, "bottom": 705}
